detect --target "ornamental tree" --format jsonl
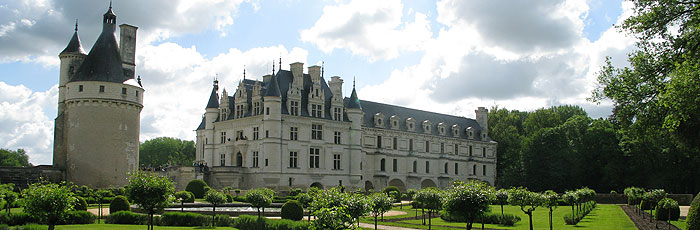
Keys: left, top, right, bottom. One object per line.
{"left": 414, "top": 188, "right": 443, "bottom": 229}
{"left": 509, "top": 187, "right": 543, "bottom": 230}
{"left": 0, "top": 188, "right": 18, "bottom": 214}
{"left": 542, "top": 190, "right": 559, "bottom": 230}
{"left": 562, "top": 190, "right": 579, "bottom": 218}
{"left": 494, "top": 189, "right": 509, "bottom": 215}
{"left": 368, "top": 192, "right": 394, "bottom": 230}
{"left": 296, "top": 192, "right": 314, "bottom": 221}
{"left": 94, "top": 189, "right": 113, "bottom": 223}
{"left": 125, "top": 171, "right": 175, "bottom": 230}
{"left": 310, "top": 187, "right": 354, "bottom": 229}
{"left": 245, "top": 188, "right": 272, "bottom": 218}
{"left": 441, "top": 180, "right": 492, "bottom": 230}
{"left": 22, "top": 182, "right": 76, "bottom": 230}
{"left": 174, "top": 191, "right": 193, "bottom": 212}
{"left": 346, "top": 193, "right": 370, "bottom": 228}
{"left": 204, "top": 190, "right": 228, "bottom": 228}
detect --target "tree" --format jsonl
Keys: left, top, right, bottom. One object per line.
{"left": 562, "top": 190, "right": 579, "bottom": 218}
{"left": 494, "top": 189, "right": 509, "bottom": 216}
{"left": 442, "top": 180, "right": 492, "bottom": 230}
{"left": 346, "top": 193, "right": 370, "bottom": 227}
{"left": 139, "top": 137, "right": 196, "bottom": 166}
{"left": 204, "top": 190, "right": 227, "bottom": 228}
{"left": 368, "top": 192, "right": 393, "bottom": 230}
{"left": 296, "top": 192, "right": 314, "bottom": 221}
{"left": 21, "top": 182, "right": 76, "bottom": 230}
{"left": 310, "top": 187, "right": 355, "bottom": 229}
{"left": 541, "top": 190, "right": 559, "bottom": 230}
{"left": 0, "top": 183, "right": 17, "bottom": 214}
{"left": 509, "top": 187, "right": 543, "bottom": 230}
{"left": 0, "top": 149, "right": 30, "bottom": 167}
{"left": 94, "top": 189, "right": 112, "bottom": 223}
{"left": 174, "top": 191, "right": 193, "bottom": 212}
{"left": 125, "top": 171, "right": 175, "bottom": 230}
{"left": 245, "top": 188, "right": 272, "bottom": 218}
{"left": 414, "top": 188, "right": 442, "bottom": 229}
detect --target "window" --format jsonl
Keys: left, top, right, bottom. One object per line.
{"left": 252, "top": 151, "right": 259, "bottom": 168}
{"left": 220, "top": 132, "right": 227, "bottom": 143}
{"left": 380, "top": 159, "right": 386, "bottom": 171}
{"left": 444, "top": 163, "right": 448, "bottom": 174}
{"left": 377, "top": 136, "right": 382, "bottom": 148}
{"left": 333, "top": 154, "right": 341, "bottom": 170}
{"left": 473, "top": 165, "right": 477, "bottom": 175}
{"left": 441, "top": 143, "right": 445, "bottom": 153}
{"left": 253, "top": 102, "right": 261, "bottom": 115}
{"left": 333, "top": 107, "right": 342, "bottom": 121}
{"left": 236, "top": 105, "right": 244, "bottom": 118}
{"left": 392, "top": 159, "right": 397, "bottom": 172}
{"left": 253, "top": 127, "right": 259, "bottom": 140}
{"left": 455, "top": 163, "right": 459, "bottom": 174}
{"left": 122, "top": 87, "right": 127, "bottom": 94}
{"left": 311, "top": 104, "right": 322, "bottom": 118}
{"left": 311, "top": 124, "right": 323, "bottom": 140}
{"left": 483, "top": 148, "right": 486, "bottom": 157}
{"left": 289, "top": 151, "right": 298, "bottom": 168}
{"left": 483, "top": 165, "right": 487, "bottom": 176}
{"left": 135, "top": 91, "right": 139, "bottom": 97}
{"left": 99, "top": 85, "right": 105, "bottom": 92}
{"left": 334, "top": 132, "right": 341, "bottom": 144}
{"left": 425, "top": 161, "right": 430, "bottom": 173}
{"left": 220, "top": 154, "right": 226, "bottom": 166}
{"left": 412, "top": 161, "right": 417, "bottom": 173}
{"left": 237, "top": 131, "right": 243, "bottom": 140}
{"left": 265, "top": 107, "right": 269, "bottom": 115}
{"left": 290, "top": 101, "right": 299, "bottom": 116}
{"left": 393, "top": 137, "right": 397, "bottom": 150}
{"left": 393, "top": 121, "right": 398, "bottom": 128}
{"left": 469, "top": 145, "right": 473, "bottom": 156}
{"left": 425, "top": 141, "right": 430, "bottom": 152}
{"left": 409, "top": 139, "right": 413, "bottom": 151}
{"left": 455, "top": 144, "right": 459, "bottom": 155}
{"left": 309, "top": 148, "right": 320, "bottom": 168}
{"left": 289, "top": 178, "right": 293, "bottom": 186}
{"left": 290, "top": 127, "right": 298, "bottom": 140}
{"left": 265, "top": 158, "right": 268, "bottom": 167}
{"left": 265, "top": 130, "right": 269, "bottom": 138}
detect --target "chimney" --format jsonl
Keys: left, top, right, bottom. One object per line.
{"left": 119, "top": 24, "right": 138, "bottom": 79}
{"left": 290, "top": 62, "right": 304, "bottom": 85}
{"left": 308, "top": 65, "right": 321, "bottom": 83}
{"left": 475, "top": 107, "right": 488, "bottom": 137}
{"left": 329, "top": 76, "right": 343, "bottom": 96}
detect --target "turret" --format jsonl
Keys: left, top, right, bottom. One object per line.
{"left": 58, "top": 21, "right": 87, "bottom": 115}
{"left": 346, "top": 79, "right": 363, "bottom": 176}
{"left": 475, "top": 107, "right": 488, "bottom": 138}
{"left": 263, "top": 72, "right": 282, "bottom": 120}
{"left": 205, "top": 80, "right": 220, "bottom": 129}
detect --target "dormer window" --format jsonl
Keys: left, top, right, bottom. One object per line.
{"left": 390, "top": 115, "right": 400, "bottom": 129}
{"left": 374, "top": 113, "right": 385, "bottom": 127}
{"left": 406, "top": 118, "right": 415, "bottom": 131}
{"left": 467, "top": 127, "right": 474, "bottom": 139}
{"left": 438, "top": 123, "right": 446, "bottom": 135}
{"left": 452, "top": 124, "right": 460, "bottom": 137}
{"left": 423, "top": 120, "right": 432, "bottom": 133}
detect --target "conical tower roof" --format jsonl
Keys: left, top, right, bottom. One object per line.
{"left": 206, "top": 80, "right": 220, "bottom": 109}
{"left": 264, "top": 72, "right": 281, "bottom": 97}
{"left": 346, "top": 79, "right": 361, "bottom": 109}
{"left": 61, "top": 22, "right": 86, "bottom": 55}
{"left": 69, "top": 5, "right": 126, "bottom": 83}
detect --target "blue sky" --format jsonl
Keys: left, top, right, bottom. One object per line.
{"left": 0, "top": 0, "right": 635, "bottom": 165}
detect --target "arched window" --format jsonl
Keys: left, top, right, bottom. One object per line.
{"left": 412, "top": 161, "right": 417, "bottom": 173}
{"left": 444, "top": 162, "right": 448, "bottom": 174}
{"left": 380, "top": 159, "right": 386, "bottom": 171}
{"left": 236, "top": 152, "right": 243, "bottom": 167}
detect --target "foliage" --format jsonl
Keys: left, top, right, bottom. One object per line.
{"left": 139, "top": 137, "right": 196, "bottom": 166}
{"left": 105, "top": 211, "right": 147, "bottom": 225}
{"left": 245, "top": 188, "right": 273, "bottom": 218}
{"left": 440, "top": 211, "right": 521, "bottom": 226}
{"left": 125, "top": 171, "right": 175, "bottom": 230}
{"left": 0, "top": 149, "right": 30, "bottom": 167}
{"left": 687, "top": 191, "right": 700, "bottom": 230}
{"left": 655, "top": 198, "right": 680, "bottom": 221}
{"left": 414, "top": 188, "right": 443, "bottom": 228}
{"left": 508, "top": 187, "right": 542, "bottom": 230}
{"left": 312, "top": 206, "right": 352, "bottom": 230}
{"left": 281, "top": 200, "right": 304, "bottom": 221}
{"left": 310, "top": 187, "right": 356, "bottom": 229}
{"left": 159, "top": 212, "right": 209, "bottom": 226}
{"left": 0, "top": 185, "right": 18, "bottom": 214}
{"left": 542, "top": 190, "right": 559, "bottom": 230}
{"left": 73, "top": 197, "right": 87, "bottom": 211}
{"left": 204, "top": 189, "right": 227, "bottom": 227}
{"left": 21, "top": 182, "right": 75, "bottom": 230}
{"left": 109, "top": 196, "right": 130, "bottom": 214}
{"left": 493, "top": 189, "right": 509, "bottom": 215}
{"left": 345, "top": 193, "right": 369, "bottom": 226}
{"left": 234, "top": 215, "right": 310, "bottom": 230}
{"left": 57, "top": 210, "right": 96, "bottom": 225}
{"left": 442, "top": 180, "right": 492, "bottom": 230}
{"left": 624, "top": 187, "right": 645, "bottom": 205}
{"left": 184, "top": 179, "right": 208, "bottom": 199}
{"left": 383, "top": 186, "right": 400, "bottom": 196}
{"left": 0, "top": 212, "right": 37, "bottom": 226}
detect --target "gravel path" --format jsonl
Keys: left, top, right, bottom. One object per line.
{"left": 621, "top": 205, "right": 680, "bottom": 230}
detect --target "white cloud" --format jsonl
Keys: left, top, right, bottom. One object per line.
{"left": 300, "top": 0, "right": 432, "bottom": 61}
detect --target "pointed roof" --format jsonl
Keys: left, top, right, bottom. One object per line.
{"left": 206, "top": 80, "right": 220, "bottom": 108}
{"left": 61, "top": 21, "right": 86, "bottom": 55}
{"left": 264, "top": 72, "right": 281, "bottom": 97}
{"left": 346, "top": 79, "right": 361, "bottom": 109}
{"left": 69, "top": 5, "right": 126, "bottom": 83}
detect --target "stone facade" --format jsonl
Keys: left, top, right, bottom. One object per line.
{"left": 53, "top": 5, "right": 143, "bottom": 188}
{"left": 196, "top": 62, "right": 497, "bottom": 192}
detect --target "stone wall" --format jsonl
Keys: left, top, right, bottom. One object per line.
{"left": 0, "top": 166, "right": 64, "bottom": 189}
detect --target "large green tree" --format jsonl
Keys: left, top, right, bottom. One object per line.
{"left": 125, "top": 171, "right": 175, "bottom": 230}
{"left": 0, "top": 149, "right": 30, "bottom": 167}
{"left": 22, "top": 182, "right": 76, "bottom": 230}
{"left": 139, "top": 137, "right": 196, "bottom": 167}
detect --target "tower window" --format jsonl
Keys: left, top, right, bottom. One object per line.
{"left": 99, "top": 85, "right": 105, "bottom": 92}
{"left": 220, "top": 154, "right": 226, "bottom": 166}
{"left": 393, "top": 137, "right": 397, "bottom": 150}
{"left": 425, "top": 161, "right": 430, "bottom": 173}
{"left": 78, "top": 85, "right": 83, "bottom": 92}
{"left": 136, "top": 91, "right": 139, "bottom": 97}
{"left": 483, "top": 165, "right": 487, "bottom": 176}
{"left": 122, "top": 87, "right": 127, "bottom": 94}
{"left": 377, "top": 136, "right": 382, "bottom": 148}
{"left": 380, "top": 159, "right": 386, "bottom": 171}
{"left": 266, "top": 107, "right": 270, "bottom": 115}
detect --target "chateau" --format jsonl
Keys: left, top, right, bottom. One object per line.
{"left": 53, "top": 5, "right": 143, "bottom": 188}
{"left": 195, "top": 62, "right": 497, "bottom": 192}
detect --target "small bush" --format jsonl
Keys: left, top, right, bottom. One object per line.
{"left": 281, "top": 200, "right": 304, "bottom": 221}
{"left": 105, "top": 211, "right": 146, "bottom": 225}
{"left": 233, "top": 215, "right": 309, "bottom": 230}
{"left": 74, "top": 196, "right": 88, "bottom": 211}
{"left": 109, "top": 195, "right": 130, "bottom": 214}
{"left": 0, "top": 213, "right": 38, "bottom": 226}
{"left": 439, "top": 211, "right": 519, "bottom": 225}
{"left": 0, "top": 224, "right": 45, "bottom": 230}
{"left": 288, "top": 188, "right": 302, "bottom": 197}
{"left": 214, "top": 215, "right": 232, "bottom": 227}
{"left": 564, "top": 213, "right": 577, "bottom": 225}
{"left": 686, "top": 192, "right": 700, "bottom": 230}
{"left": 225, "top": 194, "right": 233, "bottom": 203}
{"left": 185, "top": 180, "right": 209, "bottom": 198}
{"left": 57, "top": 210, "right": 95, "bottom": 225}
{"left": 233, "top": 215, "right": 265, "bottom": 230}
{"left": 497, "top": 214, "right": 521, "bottom": 226}
{"left": 160, "top": 212, "right": 209, "bottom": 226}
{"left": 383, "top": 186, "right": 400, "bottom": 195}
{"left": 233, "top": 196, "right": 246, "bottom": 202}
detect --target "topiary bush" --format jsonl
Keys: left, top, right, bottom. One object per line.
{"left": 383, "top": 186, "right": 400, "bottom": 196}
{"left": 160, "top": 212, "right": 209, "bottom": 226}
{"left": 687, "top": 192, "right": 700, "bottom": 230}
{"left": 105, "top": 211, "right": 147, "bottom": 225}
{"left": 280, "top": 200, "right": 304, "bottom": 221}
{"left": 214, "top": 215, "right": 233, "bottom": 227}
{"left": 185, "top": 180, "right": 209, "bottom": 198}
{"left": 57, "top": 210, "right": 96, "bottom": 225}
{"left": 0, "top": 212, "right": 38, "bottom": 226}
{"left": 74, "top": 196, "right": 88, "bottom": 211}
{"left": 225, "top": 194, "right": 233, "bottom": 203}
{"left": 233, "top": 215, "right": 266, "bottom": 230}
{"left": 109, "top": 195, "right": 130, "bottom": 214}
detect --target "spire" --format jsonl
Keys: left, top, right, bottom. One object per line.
{"left": 206, "top": 79, "right": 220, "bottom": 108}
{"left": 322, "top": 61, "right": 324, "bottom": 78}
{"left": 243, "top": 66, "right": 246, "bottom": 80}
{"left": 279, "top": 55, "right": 282, "bottom": 71}
{"left": 137, "top": 75, "right": 142, "bottom": 87}
{"left": 61, "top": 19, "right": 86, "bottom": 55}
{"left": 264, "top": 70, "right": 281, "bottom": 97}
{"left": 70, "top": 3, "right": 124, "bottom": 83}
{"left": 347, "top": 77, "right": 361, "bottom": 109}
{"left": 272, "top": 60, "right": 275, "bottom": 75}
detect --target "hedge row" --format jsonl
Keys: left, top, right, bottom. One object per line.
{"left": 0, "top": 211, "right": 94, "bottom": 226}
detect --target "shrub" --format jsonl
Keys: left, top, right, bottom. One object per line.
{"left": 109, "top": 195, "right": 130, "bottom": 214}
{"left": 687, "top": 192, "right": 700, "bottom": 230}
{"left": 58, "top": 210, "right": 95, "bottom": 225}
{"left": 233, "top": 215, "right": 309, "bottom": 230}
{"left": 383, "top": 186, "right": 400, "bottom": 196}
{"left": 214, "top": 215, "right": 232, "bottom": 227}
{"left": 0, "top": 224, "right": 45, "bottom": 230}
{"left": 105, "top": 211, "right": 146, "bottom": 225}
{"left": 0, "top": 213, "right": 38, "bottom": 226}
{"left": 655, "top": 204, "right": 681, "bottom": 221}
{"left": 233, "top": 195, "right": 246, "bottom": 202}
{"left": 185, "top": 179, "right": 209, "bottom": 198}
{"left": 497, "top": 214, "right": 521, "bottom": 226}
{"left": 564, "top": 213, "right": 577, "bottom": 225}
{"left": 439, "top": 211, "right": 519, "bottom": 226}
{"left": 233, "top": 215, "right": 265, "bottom": 230}
{"left": 289, "top": 188, "right": 302, "bottom": 197}
{"left": 225, "top": 194, "right": 233, "bottom": 203}
{"left": 74, "top": 196, "right": 88, "bottom": 211}
{"left": 160, "top": 212, "right": 209, "bottom": 226}
{"left": 280, "top": 200, "right": 304, "bottom": 221}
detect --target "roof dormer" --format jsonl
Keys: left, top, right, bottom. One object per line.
{"left": 374, "top": 113, "right": 385, "bottom": 128}
{"left": 423, "top": 120, "right": 432, "bottom": 134}
{"left": 390, "top": 115, "right": 400, "bottom": 130}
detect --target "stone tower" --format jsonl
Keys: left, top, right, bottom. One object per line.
{"left": 53, "top": 5, "right": 144, "bottom": 188}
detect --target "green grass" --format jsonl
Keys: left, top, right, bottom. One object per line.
{"left": 360, "top": 204, "right": 636, "bottom": 230}
{"left": 55, "top": 224, "right": 238, "bottom": 229}
{"left": 671, "top": 219, "right": 687, "bottom": 229}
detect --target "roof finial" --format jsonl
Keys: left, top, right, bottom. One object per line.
{"left": 243, "top": 65, "right": 246, "bottom": 80}
{"left": 322, "top": 61, "right": 324, "bottom": 78}
{"left": 353, "top": 76, "right": 356, "bottom": 88}
{"left": 109, "top": 0, "right": 112, "bottom": 9}
{"left": 214, "top": 75, "right": 219, "bottom": 91}
{"left": 137, "top": 75, "right": 142, "bottom": 87}
{"left": 279, "top": 54, "right": 282, "bottom": 71}
{"left": 272, "top": 60, "right": 275, "bottom": 75}
{"left": 75, "top": 19, "right": 78, "bottom": 32}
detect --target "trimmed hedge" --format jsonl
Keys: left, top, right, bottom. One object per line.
{"left": 0, "top": 213, "right": 37, "bottom": 226}
{"left": 105, "top": 211, "right": 147, "bottom": 225}
{"left": 233, "top": 215, "right": 310, "bottom": 230}
{"left": 688, "top": 192, "right": 700, "bottom": 230}
{"left": 57, "top": 210, "right": 96, "bottom": 225}
{"left": 655, "top": 205, "right": 681, "bottom": 221}
{"left": 185, "top": 180, "right": 209, "bottom": 198}
{"left": 281, "top": 200, "right": 304, "bottom": 221}
{"left": 214, "top": 215, "right": 233, "bottom": 227}
{"left": 160, "top": 212, "right": 209, "bottom": 226}
{"left": 74, "top": 196, "right": 88, "bottom": 211}
{"left": 439, "top": 211, "right": 520, "bottom": 226}
{"left": 109, "top": 195, "right": 130, "bottom": 214}
{"left": 225, "top": 194, "right": 234, "bottom": 203}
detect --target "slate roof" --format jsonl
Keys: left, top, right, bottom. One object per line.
{"left": 61, "top": 29, "right": 86, "bottom": 55}
{"left": 346, "top": 87, "right": 361, "bottom": 109}
{"left": 69, "top": 7, "right": 128, "bottom": 83}
{"left": 264, "top": 73, "right": 281, "bottom": 97}
{"left": 205, "top": 86, "right": 219, "bottom": 109}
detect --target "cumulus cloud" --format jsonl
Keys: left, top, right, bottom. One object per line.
{"left": 300, "top": 0, "right": 432, "bottom": 61}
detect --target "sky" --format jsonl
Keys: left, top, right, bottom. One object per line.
{"left": 0, "top": 0, "right": 637, "bottom": 165}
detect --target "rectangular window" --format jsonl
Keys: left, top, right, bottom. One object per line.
{"left": 220, "top": 132, "right": 226, "bottom": 143}
{"left": 122, "top": 87, "right": 127, "bottom": 94}
{"left": 441, "top": 143, "right": 445, "bottom": 153}
{"left": 425, "top": 161, "right": 430, "bottom": 173}
{"left": 253, "top": 127, "right": 259, "bottom": 140}
{"left": 409, "top": 139, "right": 413, "bottom": 151}
{"left": 425, "top": 141, "right": 430, "bottom": 152}
{"left": 483, "top": 165, "right": 487, "bottom": 176}
{"left": 311, "top": 124, "right": 323, "bottom": 140}
{"left": 99, "top": 85, "right": 105, "bottom": 92}
{"left": 220, "top": 154, "right": 225, "bottom": 166}
{"left": 473, "top": 165, "right": 477, "bottom": 175}
{"left": 252, "top": 151, "right": 259, "bottom": 168}
{"left": 455, "top": 144, "right": 459, "bottom": 155}
{"left": 311, "top": 104, "right": 323, "bottom": 118}
{"left": 333, "top": 154, "right": 341, "bottom": 170}
{"left": 135, "top": 90, "right": 139, "bottom": 97}
{"left": 333, "top": 107, "right": 342, "bottom": 121}
{"left": 78, "top": 85, "right": 83, "bottom": 92}
{"left": 393, "top": 137, "right": 397, "bottom": 150}
{"left": 290, "top": 101, "right": 299, "bottom": 116}
{"left": 266, "top": 107, "right": 270, "bottom": 115}
{"left": 237, "top": 131, "right": 243, "bottom": 140}
{"left": 290, "top": 127, "right": 298, "bottom": 140}
{"left": 265, "top": 158, "right": 268, "bottom": 167}
{"left": 309, "top": 148, "right": 320, "bottom": 168}
{"left": 265, "top": 130, "right": 269, "bottom": 138}
{"left": 483, "top": 148, "right": 486, "bottom": 157}
{"left": 289, "top": 151, "right": 298, "bottom": 168}
{"left": 253, "top": 102, "right": 260, "bottom": 115}
{"left": 334, "top": 131, "right": 341, "bottom": 144}
{"left": 392, "top": 159, "right": 397, "bottom": 172}
{"left": 377, "top": 136, "right": 382, "bottom": 148}
{"left": 455, "top": 163, "right": 459, "bottom": 174}
{"left": 469, "top": 145, "right": 473, "bottom": 156}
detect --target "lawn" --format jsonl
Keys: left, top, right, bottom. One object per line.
{"left": 360, "top": 204, "right": 636, "bottom": 230}
{"left": 55, "top": 224, "right": 238, "bottom": 229}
